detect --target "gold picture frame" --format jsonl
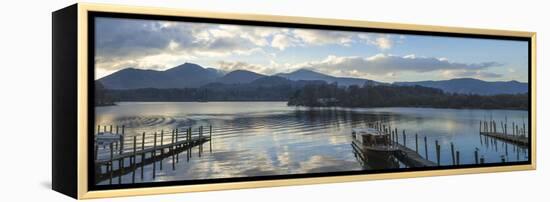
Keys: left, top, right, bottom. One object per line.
{"left": 52, "top": 3, "right": 536, "bottom": 199}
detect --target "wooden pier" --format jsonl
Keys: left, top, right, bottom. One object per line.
{"left": 393, "top": 144, "right": 437, "bottom": 167}
{"left": 358, "top": 121, "right": 488, "bottom": 167}
{"left": 94, "top": 125, "right": 213, "bottom": 184}
{"left": 479, "top": 120, "right": 528, "bottom": 146}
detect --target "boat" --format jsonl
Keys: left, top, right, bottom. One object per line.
{"left": 351, "top": 128, "right": 399, "bottom": 166}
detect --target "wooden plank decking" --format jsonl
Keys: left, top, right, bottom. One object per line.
{"left": 480, "top": 132, "right": 528, "bottom": 146}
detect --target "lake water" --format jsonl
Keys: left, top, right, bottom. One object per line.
{"left": 95, "top": 102, "right": 529, "bottom": 185}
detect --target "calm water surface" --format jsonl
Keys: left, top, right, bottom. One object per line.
{"left": 95, "top": 102, "right": 529, "bottom": 185}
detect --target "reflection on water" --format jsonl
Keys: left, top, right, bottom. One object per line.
{"left": 95, "top": 102, "right": 529, "bottom": 184}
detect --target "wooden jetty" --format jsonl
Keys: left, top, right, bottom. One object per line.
{"left": 94, "top": 125, "right": 213, "bottom": 184}
{"left": 355, "top": 123, "right": 437, "bottom": 168}
{"left": 362, "top": 121, "right": 488, "bottom": 167}
{"left": 479, "top": 120, "right": 528, "bottom": 146}
{"left": 393, "top": 144, "right": 437, "bottom": 167}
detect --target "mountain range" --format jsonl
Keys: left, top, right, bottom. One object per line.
{"left": 98, "top": 63, "right": 528, "bottom": 95}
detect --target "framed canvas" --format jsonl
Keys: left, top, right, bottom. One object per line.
{"left": 52, "top": 3, "right": 536, "bottom": 199}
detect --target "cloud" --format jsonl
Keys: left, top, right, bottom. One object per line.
{"left": 292, "top": 29, "right": 354, "bottom": 46}
{"left": 358, "top": 34, "right": 394, "bottom": 50}
{"left": 94, "top": 17, "right": 279, "bottom": 73}
{"left": 295, "top": 54, "right": 502, "bottom": 79}
{"left": 216, "top": 61, "right": 276, "bottom": 75}
{"left": 271, "top": 34, "right": 296, "bottom": 50}
{"left": 442, "top": 70, "right": 502, "bottom": 79}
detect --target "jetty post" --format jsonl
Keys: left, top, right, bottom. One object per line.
{"left": 451, "top": 142, "right": 455, "bottom": 165}
{"left": 415, "top": 133, "right": 418, "bottom": 153}
{"left": 474, "top": 148, "right": 479, "bottom": 164}
{"left": 132, "top": 136, "right": 136, "bottom": 183}
{"left": 210, "top": 125, "right": 213, "bottom": 153}
{"left": 175, "top": 128, "right": 179, "bottom": 163}
{"left": 172, "top": 129, "right": 176, "bottom": 170}
{"left": 140, "top": 132, "right": 145, "bottom": 179}
{"left": 152, "top": 132, "right": 157, "bottom": 179}
{"left": 435, "top": 140, "right": 440, "bottom": 166}
{"left": 424, "top": 136, "right": 428, "bottom": 160}
{"left": 402, "top": 130, "right": 407, "bottom": 147}
{"left": 109, "top": 143, "right": 113, "bottom": 185}
{"left": 160, "top": 130, "right": 164, "bottom": 170}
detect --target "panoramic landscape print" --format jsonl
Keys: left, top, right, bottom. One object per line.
{"left": 93, "top": 16, "right": 530, "bottom": 186}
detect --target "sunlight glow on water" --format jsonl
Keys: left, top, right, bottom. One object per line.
{"left": 95, "top": 102, "right": 529, "bottom": 185}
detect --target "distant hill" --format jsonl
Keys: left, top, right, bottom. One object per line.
{"left": 276, "top": 69, "right": 381, "bottom": 86}
{"left": 394, "top": 78, "right": 528, "bottom": 95}
{"left": 99, "top": 63, "right": 221, "bottom": 89}
{"left": 215, "top": 70, "right": 265, "bottom": 84}
{"left": 98, "top": 63, "right": 527, "bottom": 96}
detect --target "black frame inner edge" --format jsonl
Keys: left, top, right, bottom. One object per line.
{"left": 87, "top": 11, "right": 533, "bottom": 191}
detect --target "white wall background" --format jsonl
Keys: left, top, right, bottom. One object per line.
{"left": 0, "top": 0, "right": 546, "bottom": 201}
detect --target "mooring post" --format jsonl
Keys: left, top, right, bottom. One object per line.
{"left": 210, "top": 125, "right": 213, "bottom": 153}
{"left": 402, "top": 130, "right": 406, "bottom": 147}
{"left": 451, "top": 142, "right": 455, "bottom": 165}
{"left": 424, "top": 136, "right": 428, "bottom": 160}
{"left": 132, "top": 136, "right": 136, "bottom": 183}
{"left": 199, "top": 126, "right": 202, "bottom": 157}
{"left": 109, "top": 143, "right": 113, "bottom": 185}
{"left": 172, "top": 129, "right": 176, "bottom": 170}
{"left": 435, "top": 140, "right": 440, "bottom": 166}
{"left": 415, "top": 133, "right": 418, "bottom": 153}
{"left": 160, "top": 130, "right": 164, "bottom": 170}
{"left": 175, "top": 128, "right": 179, "bottom": 163}
{"left": 189, "top": 127, "right": 193, "bottom": 159}
{"left": 501, "top": 155, "right": 506, "bottom": 163}
{"left": 140, "top": 132, "right": 145, "bottom": 179}
{"left": 474, "top": 148, "right": 479, "bottom": 164}
{"left": 456, "top": 151, "right": 460, "bottom": 165}
{"left": 395, "top": 128, "right": 399, "bottom": 144}
{"left": 152, "top": 132, "right": 157, "bottom": 179}
{"left": 119, "top": 134, "right": 124, "bottom": 155}
{"left": 479, "top": 121, "right": 482, "bottom": 133}
{"left": 480, "top": 155, "right": 485, "bottom": 164}
{"left": 186, "top": 127, "right": 190, "bottom": 161}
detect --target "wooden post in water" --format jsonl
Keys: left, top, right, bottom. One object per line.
{"left": 109, "top": 143, "right": 113, "bottom": 185}
{"left": 451, "top": 142, "right": 455, "bottom": 165}
{"left": 140, "top": 132, "right": 145, "bottom": 179}
{"left": 479, "top": 121, "right": 482, "bottom": 133}
{"left": 172, "top": 129, "right": 175, "bottom": 170}
{"left": 199, "top": 126, "right": 202, "bottom": 157}
{"left": 474, "top": 148, "right": 479, "bottom": 164}
{"left": 435, "top": 140, "right": 440, "bottom": 166}
{"left": 480, "top": 155, "right": 485, "bottom": 164}
{"left": 210, "top": 125, "right": 213, "bottom": 153}
{"left": 456, "top": 151, "right": 460, "bottom": 165}
{"left": 189, "top": 127, "right": 192, "bottom": 159}
{"left": 501, "top": 155, "right": 506, "bottom": 163}
{"left": 132, "top": 136, "right": 136, "bottom": 183}
{"left": 424, "top": 136, "right": 428, "bottom": 160}
{"left": 160, "top": 130, "right": 164, "bottom": 170}
{"left": 395, "top": 128, "right": 399, "bottom": 144}
{"left": 415, "top": 133, "right": 418, "bottom": 153}
{"left": 175, "top": 128, "right": 179, "bottom": 163}
{"left": 152, "top": 132, "right": 157, "bottom": 179}
{"left": 402, "top": 130, "right": 406, "bottom": 147}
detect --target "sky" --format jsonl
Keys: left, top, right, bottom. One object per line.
{"left": 94, "top": 17, "right": 529, "bottom": 83}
